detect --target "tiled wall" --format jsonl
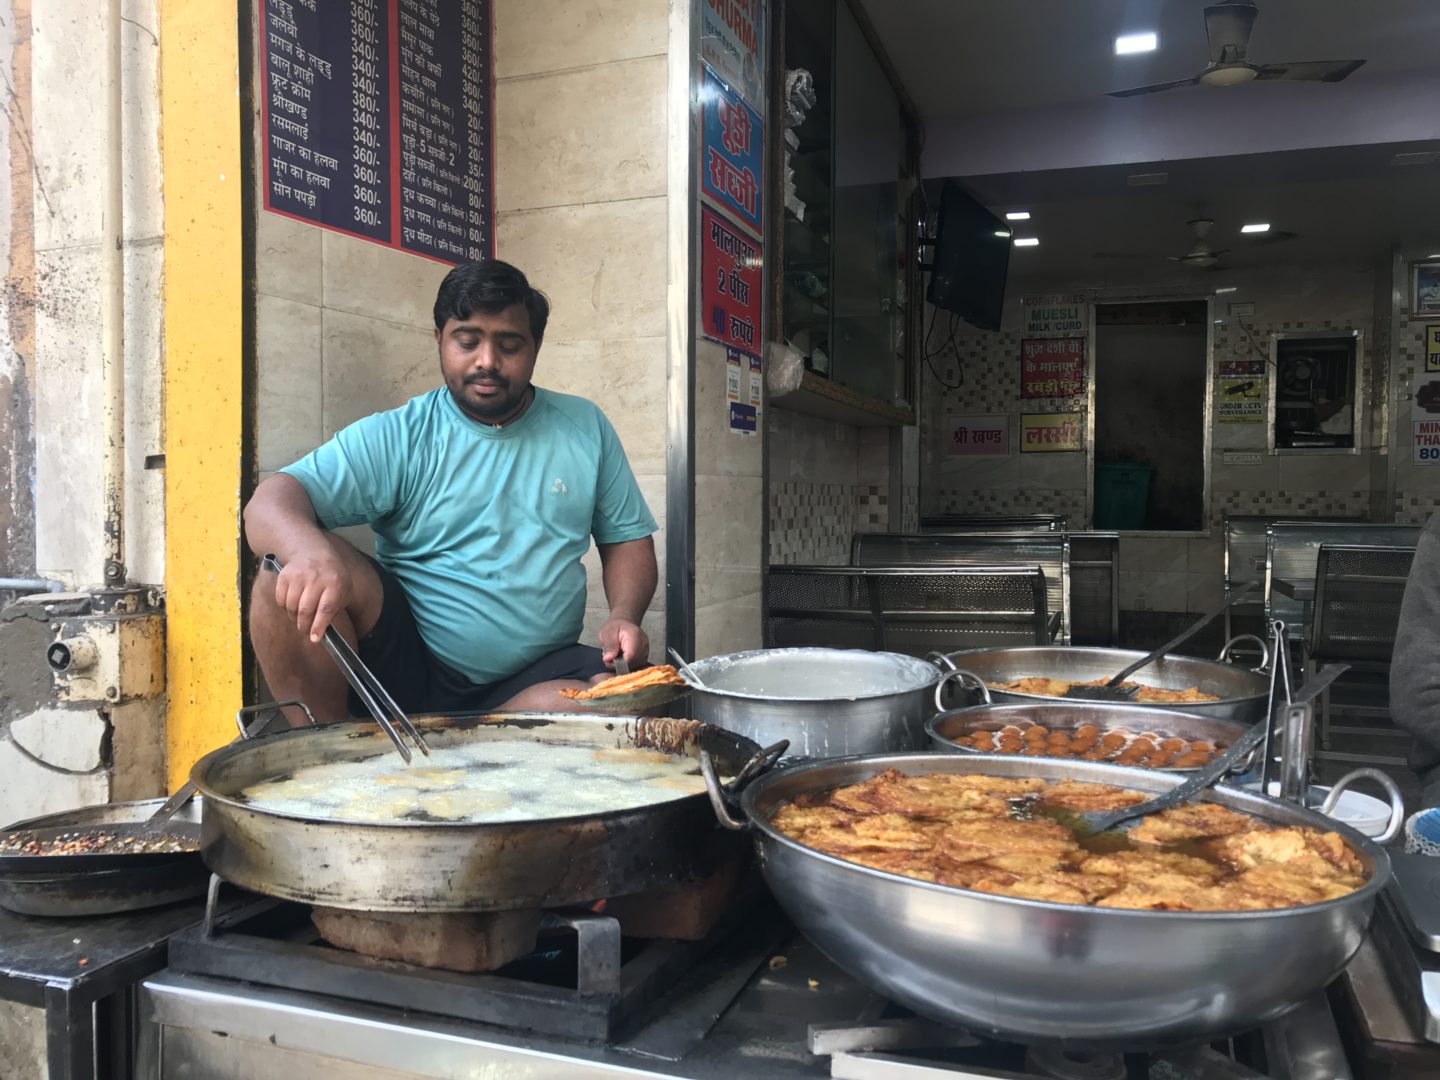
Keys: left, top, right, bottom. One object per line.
{"left": 919, "top": 260, "right": 1440, "bottom": 614}
{"left": 252, "top": 0, "right": 670, "bottom": 649}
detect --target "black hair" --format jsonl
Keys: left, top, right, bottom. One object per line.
{"left": 432, "top": 259, "right": 550, "bottom": 345}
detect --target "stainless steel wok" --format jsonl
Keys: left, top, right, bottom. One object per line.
{"left": 927, "top": 700, "right": 1254, "bottom": 773}
{"left": 191, "top": 712, "right": 773, "bottom": 913}
{"left": 712, "top": 752, "right": 1387, "bottom": 1049}
{"left": 934, "top": 641, "right": 1271, "bottom": 726}
{"left": 685, "top": 647, "right": 941, "bottom": 759}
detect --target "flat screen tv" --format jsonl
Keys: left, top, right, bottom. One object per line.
{"left": 925, "top": 180, "right": 1010, "bottom": 331}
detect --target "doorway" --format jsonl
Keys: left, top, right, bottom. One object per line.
{"left": 1092, "top": 301, "right": 1210, "bottom": 532}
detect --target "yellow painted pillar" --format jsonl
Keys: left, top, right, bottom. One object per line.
{"left": 160, "top": 1, "right": 245, "bottom": 788}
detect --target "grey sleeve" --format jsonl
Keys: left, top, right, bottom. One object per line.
{"left": 1391, "top": 513, "right": 1440, "bottom": 755}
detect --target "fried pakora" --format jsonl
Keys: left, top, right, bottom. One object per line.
{"left": 990, "top": 677, "right": 1220, "bottom": 704}
{"left": 769, "top": 771, "right": 1367, "bottom": 913}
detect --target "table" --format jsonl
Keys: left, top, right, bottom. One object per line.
{"left": 0, "top": 898, "right": 214, "bottom": 1080}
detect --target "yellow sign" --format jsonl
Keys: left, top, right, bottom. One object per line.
{"left": 1216, "top": 376, "right": 1264, "bottom": 423}
{"left": 1427, "top": 324, "right": 1440, "bottom": 373}
{"left": 1020, "top": 412, "right": 1084, "bottom": 453}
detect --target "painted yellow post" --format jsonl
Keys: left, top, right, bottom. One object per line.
{"left": 160, "top": 2, "right": 245, "bottom": 788}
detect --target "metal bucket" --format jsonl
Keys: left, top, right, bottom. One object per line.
{"left": 685, "top": 647, "right": 941, "bottom": 759}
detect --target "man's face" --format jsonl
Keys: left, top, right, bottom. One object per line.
{"left": 436, "top": 304, "right": 539, "bottom": 423}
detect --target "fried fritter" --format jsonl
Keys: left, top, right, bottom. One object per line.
{"left": 1038, "top": 780, "right": 1150, "bottom": 813}
{"left": 768, "top": 772, "right": 1367, "bottom": 913}
{"left": 1128, "top": 802, "right": 1254, "bottom": 845}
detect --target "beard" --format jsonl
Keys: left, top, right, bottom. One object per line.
{"left": 449, "top": 373, "right": 530, "bottom": 424}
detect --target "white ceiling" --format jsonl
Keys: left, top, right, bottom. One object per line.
{"left": 861, "top": 0, "right": 1440, "bottom": 118}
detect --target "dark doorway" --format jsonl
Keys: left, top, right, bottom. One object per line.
{"left": 1094, "top": 301, "right": 1209, "bottom": 532}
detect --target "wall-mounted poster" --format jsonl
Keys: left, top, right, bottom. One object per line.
{"left": 1414, "top": 420, "right": 1440, "bottom": 464}
{"left": 1020, "top": 412, "right": 1084, "bottom": 453}
{"left": 700, "top": 205, "right": 762, "bottom": 357}
{"left": 726, "top": 348, "right": 762, "bottom": 435}
{"left": 1022, "top": 295, "right": 1087, "bottom": 335}
{"left": 1427, "top": 324, "right": 1440, "bottom": 372}
{"left": 946, "top": 415, "right": 1009, "bottom": 456}
{"left": 259, "top": 0, "right": 494, "bottom": 265}
{"left": 1411, "top": 261, "right": 1440, "bottom": 319}
{"left": 702, "top": 63, "right": 763, "bottom": 238}
{"left": 1217, "top": 375, "right": 1265, "bottom": 423}
{"left": 701, "top": 0, "right": 765, "bottom": 113}
{"left": 1020, "top": 338, "right": 1085, "bottom": 398}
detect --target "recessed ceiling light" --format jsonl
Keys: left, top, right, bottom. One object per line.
{"left": 1429, "top": 253, "right": 1440, "bottom": 259}
{"left": 1115, "top": 32, "right": 1158, "bottom": 55}
{"left": 1127, "top": 172, "right": 1168, "bottom": 186}
{"left": 1013, "top": 237, "right": 1039, "bottom": 248}
{"left": 1391, "top": 151, "right": 1438, "bottom": 167}
{"left": 1005, "top": 211, "right": 1031, "bottom": 221}
{"left": 993, "top": 230, "right": 1012, "bottom": 239}
{"left": 1240, "top": 223, "right": 1271, "bottom": 234}
{"left": 1214, "top": 286, "right": 1238, "bottom": 294}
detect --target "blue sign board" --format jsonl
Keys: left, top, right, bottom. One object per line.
{"left": 701, "top": 62, "right": 763, "bottom": 238}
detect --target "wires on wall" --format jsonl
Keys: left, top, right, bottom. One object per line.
{"left": 923, "top": 303, "right": 966, "bottom": 391}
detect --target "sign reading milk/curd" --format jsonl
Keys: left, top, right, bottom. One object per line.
{"left": 1022, "top": 295, "right": 1088, "bottom": 336}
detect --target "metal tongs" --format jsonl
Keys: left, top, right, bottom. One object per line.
{"left": 262, "top": 554, "right": 431, "bottom": 764}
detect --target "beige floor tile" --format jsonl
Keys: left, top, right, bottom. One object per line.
{"left": 322, "top": 232, "right": 446, "bottom": 329}
{"left": 536, "top": 337, "right": 666, "bottom": 475}
{"left": 257, "top": 211, "right": 324, "bottom": 308}
{"left": 257, "top": 295, "right": 324, "bottom": 470}
{"left": 494, "top": 0, "right": 665, "bottom": 79}
{"left": 320, "top": 310, "right": 438, "bottom": 438}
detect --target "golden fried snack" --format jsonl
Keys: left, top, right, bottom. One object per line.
{"left": 989, "top": 677, "right": 1220, "bottom": 704}
{"left": 1128, "top": 803, "right": 1254, "bottom": 845}
{"left": 558, "top": 664, "right": 686, "bottom": 700}
{"left": 768, "top": 772, "right": 1367, "bottom": 913}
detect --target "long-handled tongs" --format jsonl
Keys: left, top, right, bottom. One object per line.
{"left": 262, "top": 554, "right": 431, "bottom": 763}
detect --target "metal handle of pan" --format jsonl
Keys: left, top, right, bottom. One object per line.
{"left": 1320, "top": 767, "right": 1406, "bottom": 846}
{"left": 234, "top": 699, "right": 318, "bottom": 739}
{"left": 1217, "top": 634, "right": 1271, "bottom": 673}
{"left": 927, "top": 650, "right": 959, "bottom": 673}
{"left": 699, "top": 740, "right": 788, "bottom": 832}
{"left": 933, "top": 668, "right": 991, "bottom": 713}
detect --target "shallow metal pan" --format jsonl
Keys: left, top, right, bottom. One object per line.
{"left": 191, "top": 711, "right": 774, "bottom": 912}
{"left": 711, "top": 752, "right": 1387, "bottom": 1049}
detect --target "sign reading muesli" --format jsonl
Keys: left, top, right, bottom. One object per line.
{"left": 1023, "top": 294, "right": 1087, "bottom": 335}
{"left": 1020, "top": 338, "right": 1085, "bottom": 398}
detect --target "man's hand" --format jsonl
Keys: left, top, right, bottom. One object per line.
{"left": 271, "top": 546, "right": 352, "bottom": 644}
{"left": 598, "top": 617, "right": 649, "bottom": 670}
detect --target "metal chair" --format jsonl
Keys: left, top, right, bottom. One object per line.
{"left": 765, "top": 565, "right": 1050, "bottom": 657}
{"left": 918, "top": 515, "right": 1066, "bottom": 533}
{"left": 1067, "top": 532, "right": 1120, "bottom": 647}
{"left": 1307, "top": 543, "right": 1416, "bottom": 764}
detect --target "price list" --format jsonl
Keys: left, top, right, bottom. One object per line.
{"left": 259, "top": 0, "right": 493, "bottom": 265}
{"left": 396, "top": 0, "right": 491, "bottom": 263}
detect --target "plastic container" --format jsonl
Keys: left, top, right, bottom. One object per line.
{"left": 1094, "top": 463, "right": 1153, "bottom": 530}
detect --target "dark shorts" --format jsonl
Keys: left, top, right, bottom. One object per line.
{"left": 351, "top": 556, "right": 608, "bottom": 715}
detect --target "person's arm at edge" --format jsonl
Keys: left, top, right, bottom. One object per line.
{"left": 596, "top": 536, "right": 658, "bottom": 668}
{"left": 243, "top": 473, "right": 353, "bottom": 643}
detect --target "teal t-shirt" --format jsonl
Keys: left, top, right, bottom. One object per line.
{"left": 279, "top": 386, "right": 657, "bottom": 684}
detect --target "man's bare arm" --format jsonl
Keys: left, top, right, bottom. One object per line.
{"left": 243, "top": 474, "right": 353, "bottom": 642}
{"left": 595, "top": 536, "right": 658, "bottom": 666}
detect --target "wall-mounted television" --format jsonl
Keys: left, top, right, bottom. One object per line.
{"left": 925, "top": 180, "right": 1010, "bottom": 331}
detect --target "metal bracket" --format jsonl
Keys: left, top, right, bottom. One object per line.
{"left": 540, "top": 910, "right": 621, "bottom": 997}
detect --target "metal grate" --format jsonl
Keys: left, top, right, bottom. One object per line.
{"left": 851, "top": 533, "right": 1070, "bottom": 644}
{"left": 1068, "top": 532, "right": 1119, "bottom": 646}
{"left": 1310, "top": 545, "right": 1416, "bottom": 662}
{"left": 918, "top": 515, "right": 1065, "bottom": 533}
{"left": 766, "top": 566, "right": 1049, "bottom": 656}
{"left": 1266, "top": 522, "right": 1420, "bottom": 637}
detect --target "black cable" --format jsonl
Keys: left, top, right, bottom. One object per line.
{"left": 922, "top": 303, "right": 964, "bottom": 391}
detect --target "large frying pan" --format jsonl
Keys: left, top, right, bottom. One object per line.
{"left": 0, "top": 799, "right": 208, "bottom": 916}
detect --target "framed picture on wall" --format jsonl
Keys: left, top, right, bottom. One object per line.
{"left": 1412, "top": 261, "right": 1440, "bottom": 319}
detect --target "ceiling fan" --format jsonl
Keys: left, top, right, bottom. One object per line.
{"left": 1168, "top": 219, "right": 1229, "bottom": 269}
{"left": 1109, "top": 0, "right": 1367, "bottom": 99}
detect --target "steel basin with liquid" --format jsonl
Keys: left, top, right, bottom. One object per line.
{"left": 685, "top": 648, "right": 941, "bottom": 759}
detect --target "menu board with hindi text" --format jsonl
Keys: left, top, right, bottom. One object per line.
{"left": 260, "top": 0, "right": 493, "bottom": 265}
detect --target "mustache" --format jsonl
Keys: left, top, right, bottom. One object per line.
{"left": 464, "top": 373, "right": 509, "bottom": 387}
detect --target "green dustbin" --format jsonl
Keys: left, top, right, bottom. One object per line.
{"left": 1094, "top": 464, "right": 1152, "bottom": 530}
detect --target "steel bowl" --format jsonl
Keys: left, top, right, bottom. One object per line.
{"left": 934, "top": 643, "right": 1271, "bottom": 726}
{"left": 729, "top": 752, "right": 1387, "bottom": 1049}
{"left": 685, "top": 647, "right": 941, "bottom": 759}
{"left": 927, "top": 701, "right": 1252, "bottom": 773}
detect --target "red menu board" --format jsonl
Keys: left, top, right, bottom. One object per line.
{"left": 1020, "top": 337, "right": 1086, "bottom": 398}
{"left": 700, "top": 205, "right": 762, "bottom": 358}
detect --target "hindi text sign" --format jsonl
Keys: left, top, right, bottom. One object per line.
{"left": 701, "top": 206, "right": 762, "bottom": 358}
{"left": 1020, "top": 413, "right": 1084, "bottom": 453}
{"left": 701, "top": 0, "right": 765, "bottom": 112}
{"left": 1020, "top": 338, "right": 1085, "bottom": 398}
{"left": 947, "top": 415, "right": 1009, "bottom": 456}
{"left": 702, "top": 63, "right": 763, "bottom": 237}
